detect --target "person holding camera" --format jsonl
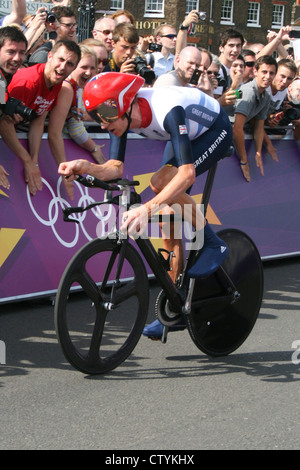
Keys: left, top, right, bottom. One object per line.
{"left": 27, "top": 6, "right": 78, "bottom": 65}
{"left": 154, "top": 46, "right": 214, "bottom": 97}
{"left": 0, "top": 39, "right": 81, "bottom": 197}
{"left": 144, "top": 23, "right": 177, "bottom": 78}
{"left": 0, "top": 26, "right": 28, "bottom": 191}
{"left": 102, "top": 22, "right": 156, "bottom": 84}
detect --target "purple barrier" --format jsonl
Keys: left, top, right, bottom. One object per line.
{"left": 0, "top": 133, "right": 299, "bottom": 303}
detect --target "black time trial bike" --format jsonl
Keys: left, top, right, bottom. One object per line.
{"left": 54, "top": 159, "right": 264, "bottom": 375}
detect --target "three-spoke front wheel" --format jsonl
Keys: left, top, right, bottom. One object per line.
{"left": 55, "top": 238, "right": 149, "bottom": 375}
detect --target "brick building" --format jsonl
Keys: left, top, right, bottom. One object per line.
{"left": 71, "top": 0, "right": 295, "bottom": 53}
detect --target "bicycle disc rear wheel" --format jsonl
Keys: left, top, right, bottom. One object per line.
{"left": 187, "top": 229, "right": 263, "bottom": 357}
{"left": 55, "top": 238, "right": 149, "bottom": 375}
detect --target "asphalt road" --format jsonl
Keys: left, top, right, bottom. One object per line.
{"left": 0, "top": 257, "right": 299, "bottom": 450}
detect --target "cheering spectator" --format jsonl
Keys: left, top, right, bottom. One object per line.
{"left": 0, "top": 39, "right": 81, "bottom": 196}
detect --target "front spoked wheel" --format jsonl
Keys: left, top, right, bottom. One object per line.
{"left": 187, "top": 229, "right": 264, "bottom": 357}
{"left": 55, "top": 238, "right": 149, "bottom": 375}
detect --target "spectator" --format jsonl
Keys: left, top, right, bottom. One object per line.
{"left": 250, "top": 26, "right": 293, "bottom": 61}
{"left": 110, "top": 10, "right": 135, "bottom": 25}
{"left": 267, "top": 59, "right": 297, "bottom": 116}
{"left": 48, "top": 44, "right": 105, "bottom": 184}
{"left": 175, "top": 10, "right": 200, "bottom": 55}
{"left": 154, "top": 46, "right": 214, "bottom": 97}
{"left": 232, "top": 55, "right": 277, "bottom": 182}
{"left": 0, "top": 39, "right": 81, "bottom": 196}
{"left": 145, "top": 23, "right": 177, "bottom": 78}
{"left": 207, "top": 54, "right": 221, "bottom": 91}
{"left": 154, "top": 46, "right": 202, "bottom": 87}
{"left": 27, "top": 6, "right": 78, "bottom": 65}
{"left": 80, "top": 38, "right": 108, "bottom": 73}
{"left": 247, "top": 43, "right": 264, "bottom": 57}
{"left": 264, "top": 59, "right": 298, "bottom": 154}
{"left": 0, "top": 26, "right": 27, "bottom": 191}
{"left": 103, "top": 23, "right": 139, "bottom": 74}
{"left": 0, "top": 0, "right": 26, "bottom": 28}
{"left": 52, "top": 0, "right": 71, "bottom": 5}
{"left": 24, "top": 7, "right": 60, "bottom": 61}
{"left": 214, "top": 28, "right": 244, "bottom": 97}
{"left": 92, "top": 17, "right": 116, "bottom": 53}
{"left": 285, "top": 77, "right": 300, "bottom": 140}
{"left": 241, "top": 49, "right": 256, "bottom": 84}
{"left": 51, "top": 6, "right": 78, "bottom": 42}
{"left": 220, "top": 55, "right": 245, "bottom": 113}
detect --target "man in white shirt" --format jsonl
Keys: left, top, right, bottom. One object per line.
{"left": 145, "top": 24, "right": 176, "bottom": 78}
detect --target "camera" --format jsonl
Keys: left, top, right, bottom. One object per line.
{"left": 148, "top": 43, "right": 162, "bottom": 52}
{"left": 197, "top": 11, "right": 207, "bottom": 21}
{"left": 279, "top": 106, "right": 300, "bottom": 125}
{"left": 190, "top": 69, "right": 201, "bottom": 85}
{"left": 41, "top": 9, "right": 56, "bottom": 24}
{"left": 0, "top": 97, "right": 38, "bottom": 121}
{"left": 133, "top": 56, "right": 156, "bottom": 85}
{"left": 217, "top": 75, "right": 227, "bottom": 88}
{"left": 235, "top": 89, "right": 243, "bottom": 99}
{"left": 288, "top": 30, "right": 300, "bottom": 39}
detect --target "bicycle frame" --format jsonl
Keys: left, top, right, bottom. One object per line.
{"left": 66, "top": 162, "right": 221, "bottom": 317}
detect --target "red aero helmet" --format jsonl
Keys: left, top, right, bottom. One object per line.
{"left": 83, "top": 72, "right": 145, "bottom": 124}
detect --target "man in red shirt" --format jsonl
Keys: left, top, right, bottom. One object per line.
{"left": 0, "top": 39, "right": 81, "bottom": 196}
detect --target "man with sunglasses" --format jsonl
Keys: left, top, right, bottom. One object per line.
{"left": 241, "top": 50, "right": 256, "bottom": 84}
{"left": 145, "top": 24, "right": 177, "bottom": 78}
{"left": 92, "top": 17, "right": 117, "bottom": 53}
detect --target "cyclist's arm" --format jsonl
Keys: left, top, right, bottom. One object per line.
{"left": 58, "top": 158, "right": 124, "bottom": 181}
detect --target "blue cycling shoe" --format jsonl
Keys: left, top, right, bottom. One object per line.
{"left": 143, "top": 318, "right": 186, "bottom": 340}
{"left": 188, "top": 223, "right": 229, "bottom": 279}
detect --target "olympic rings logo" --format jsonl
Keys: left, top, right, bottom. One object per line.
{"left": 26, "top": 176, "right": 114, "bottom": 248}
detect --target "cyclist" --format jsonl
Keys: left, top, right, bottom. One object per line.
{"left": 58, "top": 72, "right": 233, "bottom": 339}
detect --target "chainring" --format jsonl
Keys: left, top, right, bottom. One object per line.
{"left": 155, "top": 289, "right": 183, "bottom": 326}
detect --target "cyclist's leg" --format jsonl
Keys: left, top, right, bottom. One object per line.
{"left": 150, "top": 165, "right": 204, "bottom": 282}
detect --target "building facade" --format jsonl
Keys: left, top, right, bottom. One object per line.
{"left": 27, "top": 1, "right": 296, "bottom": 53}
{"left": 84, "top": 0, "right": 295, "bottom": 53}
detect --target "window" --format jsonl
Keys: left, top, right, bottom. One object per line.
{"left": 272, "top": 4, "right": 285, "bottom": 29}
{"left": 110, "top": 0, "right": 124, "bottom": 10}
{"left": 145, "top": 0, "right": 164, "bottom": 17}
{"left": 247, "top": 2, "right": 260, "bottom": 27}
{"left": 186, "top": 0, "right": 199, "bottom": 14}
{"left": 221, "top": 0, "right": 234, "bottom": 24}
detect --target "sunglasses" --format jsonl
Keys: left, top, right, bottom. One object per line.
{"left": 98, "top": 58, "right": 109, "bottom": 66}
{"left": 245, "top": 61, "right": 255, "bottom": 67}
{"left": 161, "top": 34, "right": 177, "bottom": 39}
{"left": 207, "top": 71, "right": 219, "bottom": 77}
{"left": 97, "top": 29, "right": 114, "bottom": 36}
